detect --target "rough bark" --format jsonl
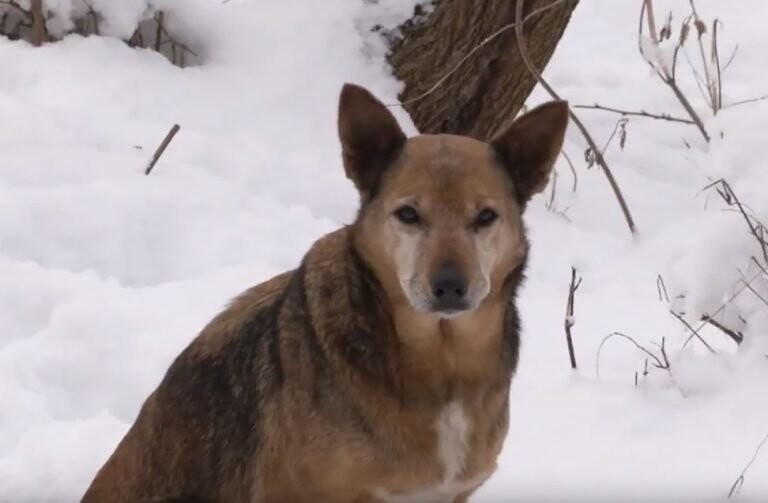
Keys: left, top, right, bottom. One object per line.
{"left": 388, "top": 0, "right": 579, "bottom": 140}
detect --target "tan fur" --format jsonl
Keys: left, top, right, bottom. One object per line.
{"left": 82, "top": 84, "right": 568, "bottom": 503}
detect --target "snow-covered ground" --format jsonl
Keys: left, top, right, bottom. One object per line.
{"left": 1, "top": 0, "right": 767, "bottom": 501}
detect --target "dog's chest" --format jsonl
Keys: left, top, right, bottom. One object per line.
{"left": 373, "top": 401, "right": 491, "bottom": 503}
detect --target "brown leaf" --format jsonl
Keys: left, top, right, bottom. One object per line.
{"left": 694, "top": 19, "right": 707, "bottom": 38}
{"left": 660, "top": 12, "right": 673, "bottom": 41}
{"left": 619, "top": 119, "right": 628, "bottom": 150}
{"left": 679, "top": 21, "right": 690, "bottom": 46}
{"left": 584, "top": 147, "right": 596, "bottom": 169}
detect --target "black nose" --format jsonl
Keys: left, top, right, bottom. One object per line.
{"left": 431, "top": 264, "right": 468, "bottom": 312}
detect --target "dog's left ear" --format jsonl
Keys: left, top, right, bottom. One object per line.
{"left": 491, "top": 100, "right": 569, "bottom": 204}
{"left": 338, "top": 83, "right": 407, "bottom": 199}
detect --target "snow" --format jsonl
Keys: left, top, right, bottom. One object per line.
{"left": 1, "top": 0, "right": 767, "bottom": 501}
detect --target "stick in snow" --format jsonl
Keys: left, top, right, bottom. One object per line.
{"left": 564, "top": 267, "right": 582, "bottom": 370}
{"left": 145, "top": 124, "right": 181, "bottom": 176}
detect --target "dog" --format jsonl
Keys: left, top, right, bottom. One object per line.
{"left": 81, "top": 83, "right": 568, "bottom": 503}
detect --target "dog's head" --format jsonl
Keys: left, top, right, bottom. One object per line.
{"left": 342, "top": 84, "right": 568, "bottom": 318}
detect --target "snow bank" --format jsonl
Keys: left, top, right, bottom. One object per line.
{"left": 1, "top": 0, "right": 767, "bottom": 500}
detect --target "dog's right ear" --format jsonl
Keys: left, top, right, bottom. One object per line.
{"left": 338, "top": 83, "right": 407, "bottom": 199}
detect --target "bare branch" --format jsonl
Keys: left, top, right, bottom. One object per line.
{"left": 641, "top": 0, "right": 710, "bottom": 142}
{"left": 596, "top": 332, "right": 667, "bottom": 378}
{"left": 657, "top": 274, "right": 670, "bottom": 303}
{"left": 701, "top": 314, "right": 743, "bottom": 345}
{"left": 728, "top": 428, "right": 768, "bottom": 498}
{"left": 564, "top": 267, "right": 581, "bottom": 370}
{"left": 670, "top": 310, "right": 715, "bottom": 353}
{"left": 683, "top": 270, "right": 763, "bottom": 350}
{"left": 516, "top": 0, "right": 637, "bottom": 235}
{"left": 155, "top": 11, "right": 163, "bottom": 52}
{"left": 155, "top": 16, "right": 198, "bottom": 58}
{"left": 737, "top": 271, "right": 768, "bottom": 308}
{"left": 712, "top": 19, "right": 723, "bottom": 112}
{"left": 561, "top": 150, "right": 578, "bottom": 193}
{"left": 573, "top": 103, "right": 695, "bottom": 125}
{"left": 722, "top": 44, "right": 739, "bottom": 72}
{"left": 705, "top": 179, "right": 768, "bottom": 263}
{"left": 723, "top": 94, "right": 768, "bottom": 110}
{"left": 145, "top": 124, "right": 181, "bottom": 175}
{"left": 601, "top": 117, "right": 629, "bottom": 155}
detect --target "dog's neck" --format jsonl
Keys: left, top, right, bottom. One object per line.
{"left": 385, "top": 289, "right": 511, "bottom": 404}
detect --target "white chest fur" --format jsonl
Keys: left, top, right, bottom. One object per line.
{"left": 436, "top": 401, "right": 470, "bottom": 484}
{"left": 376, "top": 401, "right": 488, "bottom": 503}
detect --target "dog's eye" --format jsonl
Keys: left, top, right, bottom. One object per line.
{"left": 394, "top": 205, "right": 421, "bottom": 225}
{"left": 474, "top": 208, "right": 498, "bottom": 228}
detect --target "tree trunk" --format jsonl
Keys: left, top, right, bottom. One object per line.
{"left": 388, "top": 0, "right": 579, "bottom": 140}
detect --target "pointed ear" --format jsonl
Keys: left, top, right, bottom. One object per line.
{"left": 338, "top": 83, "right": 407, "bottom": 199}
{"left": 491, "top": 100, "right": 569, "bottom": 204}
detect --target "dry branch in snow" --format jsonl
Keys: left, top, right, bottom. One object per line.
{"left": 728, "top": 428, "right": 768, "bottom": 498}
{"left": 573, "top": 103, "right": 695, "bottom": 125}
{"left": 639, "top": 0, "right": 710, "bottom": 142}
{"left": 564, "top": 267, "right": 581, "bottom": 370}
{"left": 145, "top": 124, "right": 181, "bottom": 176}
{"left": 514, "top": 0, "right": 637, "bottom": 235}
{"left": 596, "top": 332, "right": 670, "bottom": 379}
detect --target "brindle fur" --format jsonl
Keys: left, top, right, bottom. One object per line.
{"left": 82, "top": 84, "right": 568, "bottom": 503}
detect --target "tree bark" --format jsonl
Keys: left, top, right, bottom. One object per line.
{"left": 388, "top": 0, "right": 579, "bottom": 140}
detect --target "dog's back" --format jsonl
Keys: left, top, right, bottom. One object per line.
{"left": 82, "top": 267, "right": 293, "bottom": 502}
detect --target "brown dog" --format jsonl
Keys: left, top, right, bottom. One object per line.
{"left": 81, "top": 83, "right": 568, "bottom": 503}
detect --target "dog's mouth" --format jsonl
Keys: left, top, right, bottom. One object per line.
{"left": 428, "top": 298, "right": 472, "bottom": 318}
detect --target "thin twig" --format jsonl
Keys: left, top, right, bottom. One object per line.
{"left": 145, "top": 124, "right": 181, "bottom": 175}
{"left": 156, "top": 21, "right": 198, "bottom": 58}
{"left": 546, "top": 168, "right": 558, "bottom": 211}
{"left": 723, "top": 94, "right": 768, "bottom": 110}
{"left": 712, "top": 19, "right": 723, "bottom": 113}
{"left": 561, "top": 150, "right": 577, "bottom": 193}
{"left": 657, "top": 274, "right": 670, "bottom": 303}
{"left": 564, "top": 267, "right": 581, "bottom": 370}
{"left": 751, "top": 256, "right": 768, "bottom": 279}
{"left": 670, "top": 310, "right": 715, "bottom": 353}
{"left": 721, "top": 44, "right": 739, "bottom": 73}
{"left": 573, "top": 103, "right": 695, "bottom": 125}
{"left": 701, "top": 314, "right": 743, "bottom": 345}
{"left": 738, "top": 272, "right": 768, "bottom": 308}
{"left": 601, "top": 117, "right": 629, "bottom": 155}
{"left": 515, "top": 0, "right": 637, "bottom": 235}
{"left": 386, "top": 0, "right": 570, "bottom": 108}
{"left": 689, "top": 0, "right": 718, "bottom": 113}
{"left": 155, "top": 11, "right": 163, "bottom": 52}
{"left": 728, "top": 428, "right": 768, "bottom": 498}
{"left": 596, "top": 332, "right": 667, "bottom": 378}
{"left": 682, "top": 270, "right": 763, "bottom": 350}
{"left": 640, "top": 0, "right": 710, "bottom": 142}
{"left": 705, "top": 179, "right": 768, "bottom": 263}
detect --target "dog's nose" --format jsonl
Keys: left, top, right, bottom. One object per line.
{"left": 431, "top": 264, "right": 468, "bottom": 311}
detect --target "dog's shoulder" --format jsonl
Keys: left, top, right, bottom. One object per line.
{"left": 189, "top": 269, "right": 295, "bottom": 359}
